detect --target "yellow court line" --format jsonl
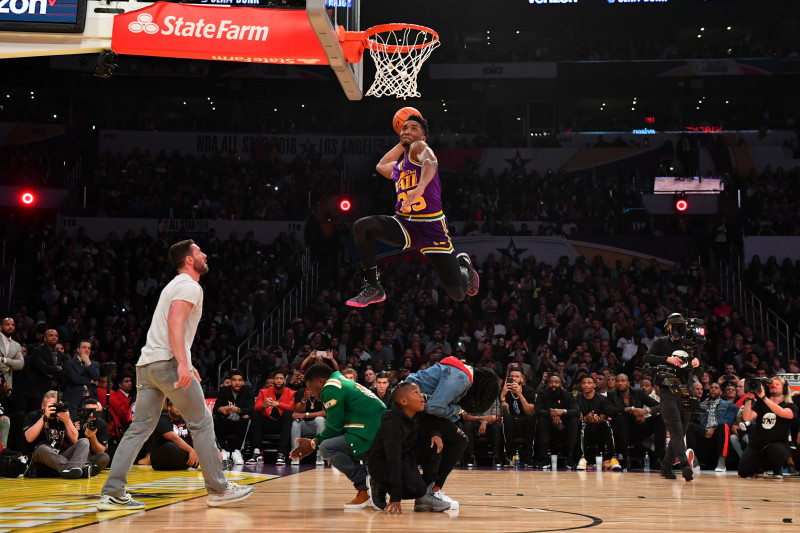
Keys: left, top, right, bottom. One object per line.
{"left": 0, "top": 466, "right": 275, "bottom": 533}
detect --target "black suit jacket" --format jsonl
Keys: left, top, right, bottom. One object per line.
{"left": 213, "top": 385, "right": 255, "bottom": 418}
{"left": 606, "top": 388, "right": 661, "bottom": 417}
{"left": 27, "top": 344, "right": 68, "bottom": 401}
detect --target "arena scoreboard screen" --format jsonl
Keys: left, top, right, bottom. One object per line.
{"left": 0, "top": 0, "right": 87, "bottom": 32}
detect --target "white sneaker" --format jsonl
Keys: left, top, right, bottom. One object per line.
{"left": 291, "top": 458, "right": 300, "bottom": 465}
{"left": 231, "top": 449, "right": 244, "bottom": 465}
{"left": 221, "top": 450, "right": 231, "bottom": 461}
{"left": 97, "top": 493, "right": 146, "bottom": 512}
{"left": 435, "top": 489, "right": 459, "bottom": 510}
{"left": 316, "top": 452, "right": 325, "bottom": 466}
{"left": 207, "top": 482, "right": 255, "bottom": 507}
{"left": 576, "top": 457, "right": 587, "bottom": 471}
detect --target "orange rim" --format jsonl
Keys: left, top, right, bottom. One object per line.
{"left": 361, "top": 23, "right": 439, "bottom": 54}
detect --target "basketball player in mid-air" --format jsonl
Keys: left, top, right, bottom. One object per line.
{"left": 346, "top": 113, "right": 479, "bottom": 307}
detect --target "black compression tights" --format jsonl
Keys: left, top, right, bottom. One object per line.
{"left": 352, "top": 215, "right": 468, "bottom": 301}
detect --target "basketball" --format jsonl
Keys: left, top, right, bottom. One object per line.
{"left": 393, "top": 107, "right": 422, "bottom": 134}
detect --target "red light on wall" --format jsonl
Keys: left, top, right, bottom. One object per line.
{"left": 645, "top": 116, "right": 655, "bottom": 124}
{"left": 20, "top": 191, "right": 35, "bottom": 205}
{"left": 339, "top": 199, "right": 351, "bottom": 211}
{"left": 675, "top": 199, "right": 688, "bottom": 212}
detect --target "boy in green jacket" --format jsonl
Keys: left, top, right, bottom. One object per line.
{"left": 289, "top": 363, "right": 386, "bottom": 508}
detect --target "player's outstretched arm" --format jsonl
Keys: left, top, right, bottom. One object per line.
{"left": 376, "top": 143, "right": 405, "bottom": 178}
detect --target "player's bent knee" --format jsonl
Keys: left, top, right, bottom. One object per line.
{"left": 353, "top": 217, "right": 375, "bottom": 241}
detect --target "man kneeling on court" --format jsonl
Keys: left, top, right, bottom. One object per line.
{"left": 368, "top": 382, "right": 449, "bottom": 513}
{"left": 150, "top": 399, "right": 198, "bottom": 470}
{"left": 289, "top": 363, "right": 386, "bottom": 508}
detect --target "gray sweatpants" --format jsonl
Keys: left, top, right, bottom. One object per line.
{"left": 33, "top": 438, "right": 90, "bottom": 475}
{"left": 101, "top": 359, "right": 228, "bottom": 498}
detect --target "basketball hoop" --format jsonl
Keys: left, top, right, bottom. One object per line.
{"left": 360, "top": 23, "right": 440, "bottom": 99}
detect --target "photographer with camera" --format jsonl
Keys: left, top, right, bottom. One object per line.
{"left": 737, "top": 377, "right": 796, "bottom": 478}
{"left": 643, "top": 313, "right": 703, "bottom": 481}
{"left": 23, "top": 390, "right": 92, "bottom": 478}
{"left": 74, "top": 397, "right": 110, "bottom": 473}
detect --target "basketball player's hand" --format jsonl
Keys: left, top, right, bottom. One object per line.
{"left": 175, "top": 362, "right": 193, "bottom": 390}
{"left": 187, "top": 448, "right": 199, "bottom": 467}
{"left": 290, "top": 438, "right": 314, "bottom": 460}
{"left": 401, "top": 187, "right": 423, "bottom": 212}
{"left": 385, "top": 502, "right": 402, "bottom": 515}
{"left": 192, "top": 366, "right": 201, "bottom": 382}
{"left": 430, "top": 435, "right": 443, "bottom": 453}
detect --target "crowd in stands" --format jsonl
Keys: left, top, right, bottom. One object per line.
{"left": 5, "top": 215, "right": 797, "bottom": 472}
{"left": 437, "top": 31, "right": 798, "bottom": 65}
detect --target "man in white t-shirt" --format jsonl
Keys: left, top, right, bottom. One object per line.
{"left": 98, "top": 240, "right": 253, "bottom": 511}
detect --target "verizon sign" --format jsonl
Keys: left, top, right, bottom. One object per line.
{"left": 112, "top": 2, "right": 330, "bottom": 65}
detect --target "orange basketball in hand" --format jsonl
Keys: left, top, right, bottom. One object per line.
{"left": 393, "top": 107, "right": 422, "bottom": 134}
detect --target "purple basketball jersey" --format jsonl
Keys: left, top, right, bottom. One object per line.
{"left": 391, "top": 150, "right": 443, "bottom": 220}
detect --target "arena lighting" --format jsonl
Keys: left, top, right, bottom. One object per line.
{"left": 674, "top": 194, "right": 688, "bottom": 212}
{"left": 339, "top": 199, "right": 352, "bottom": 212}
{"left": 20, "top": 191, "right": 35, "bottom": 206}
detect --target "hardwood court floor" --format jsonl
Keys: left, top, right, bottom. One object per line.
{"left": 4, "top": 466, "right": 799, "bottom": 533}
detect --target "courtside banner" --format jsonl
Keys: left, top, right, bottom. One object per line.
{"left": 111, "top": 2, "right": 330, "bottom": 65}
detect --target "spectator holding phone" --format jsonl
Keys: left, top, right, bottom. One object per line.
{"left": 299, "top": 349, "right": 339, "bottom": 373}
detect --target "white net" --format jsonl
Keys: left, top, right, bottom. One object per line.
{"left": 364, "top": 25, "right": 440, "bottom": 99}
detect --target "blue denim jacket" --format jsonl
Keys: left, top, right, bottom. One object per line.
{"left": 699, "top": 398, "right": 737, "bottom": 428}
{"left": 405, "top": 363, "right": 470, "bottom": 422}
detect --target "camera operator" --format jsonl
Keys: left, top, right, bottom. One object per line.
{"left": 737, "top": 377, "right": 796, "bottom": 478}
{"left": 23, "top": 390, "right": 92, "bottom": 478}
{"left": 74, "top": 397, "right": 110, "bottom": 473}
{"left": 643, "top": 313, "right": 703, "bottom": 481}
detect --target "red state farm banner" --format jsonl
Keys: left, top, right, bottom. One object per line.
{"left": 112, "top": 2, "right": 330, "bottom": 65}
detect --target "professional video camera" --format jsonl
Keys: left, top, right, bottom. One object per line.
{"left": 643, "top": 347, "right": 706, "bottom": 413}
{"left": 666, "top": 313, "right": 707, "bottom": 351}
{"left": 744, "top": 377, "right": 773, "bottom": 394}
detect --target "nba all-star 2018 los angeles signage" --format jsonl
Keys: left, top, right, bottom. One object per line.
{"left": 112, "top": 2, "right": 329, "bottom": 64}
